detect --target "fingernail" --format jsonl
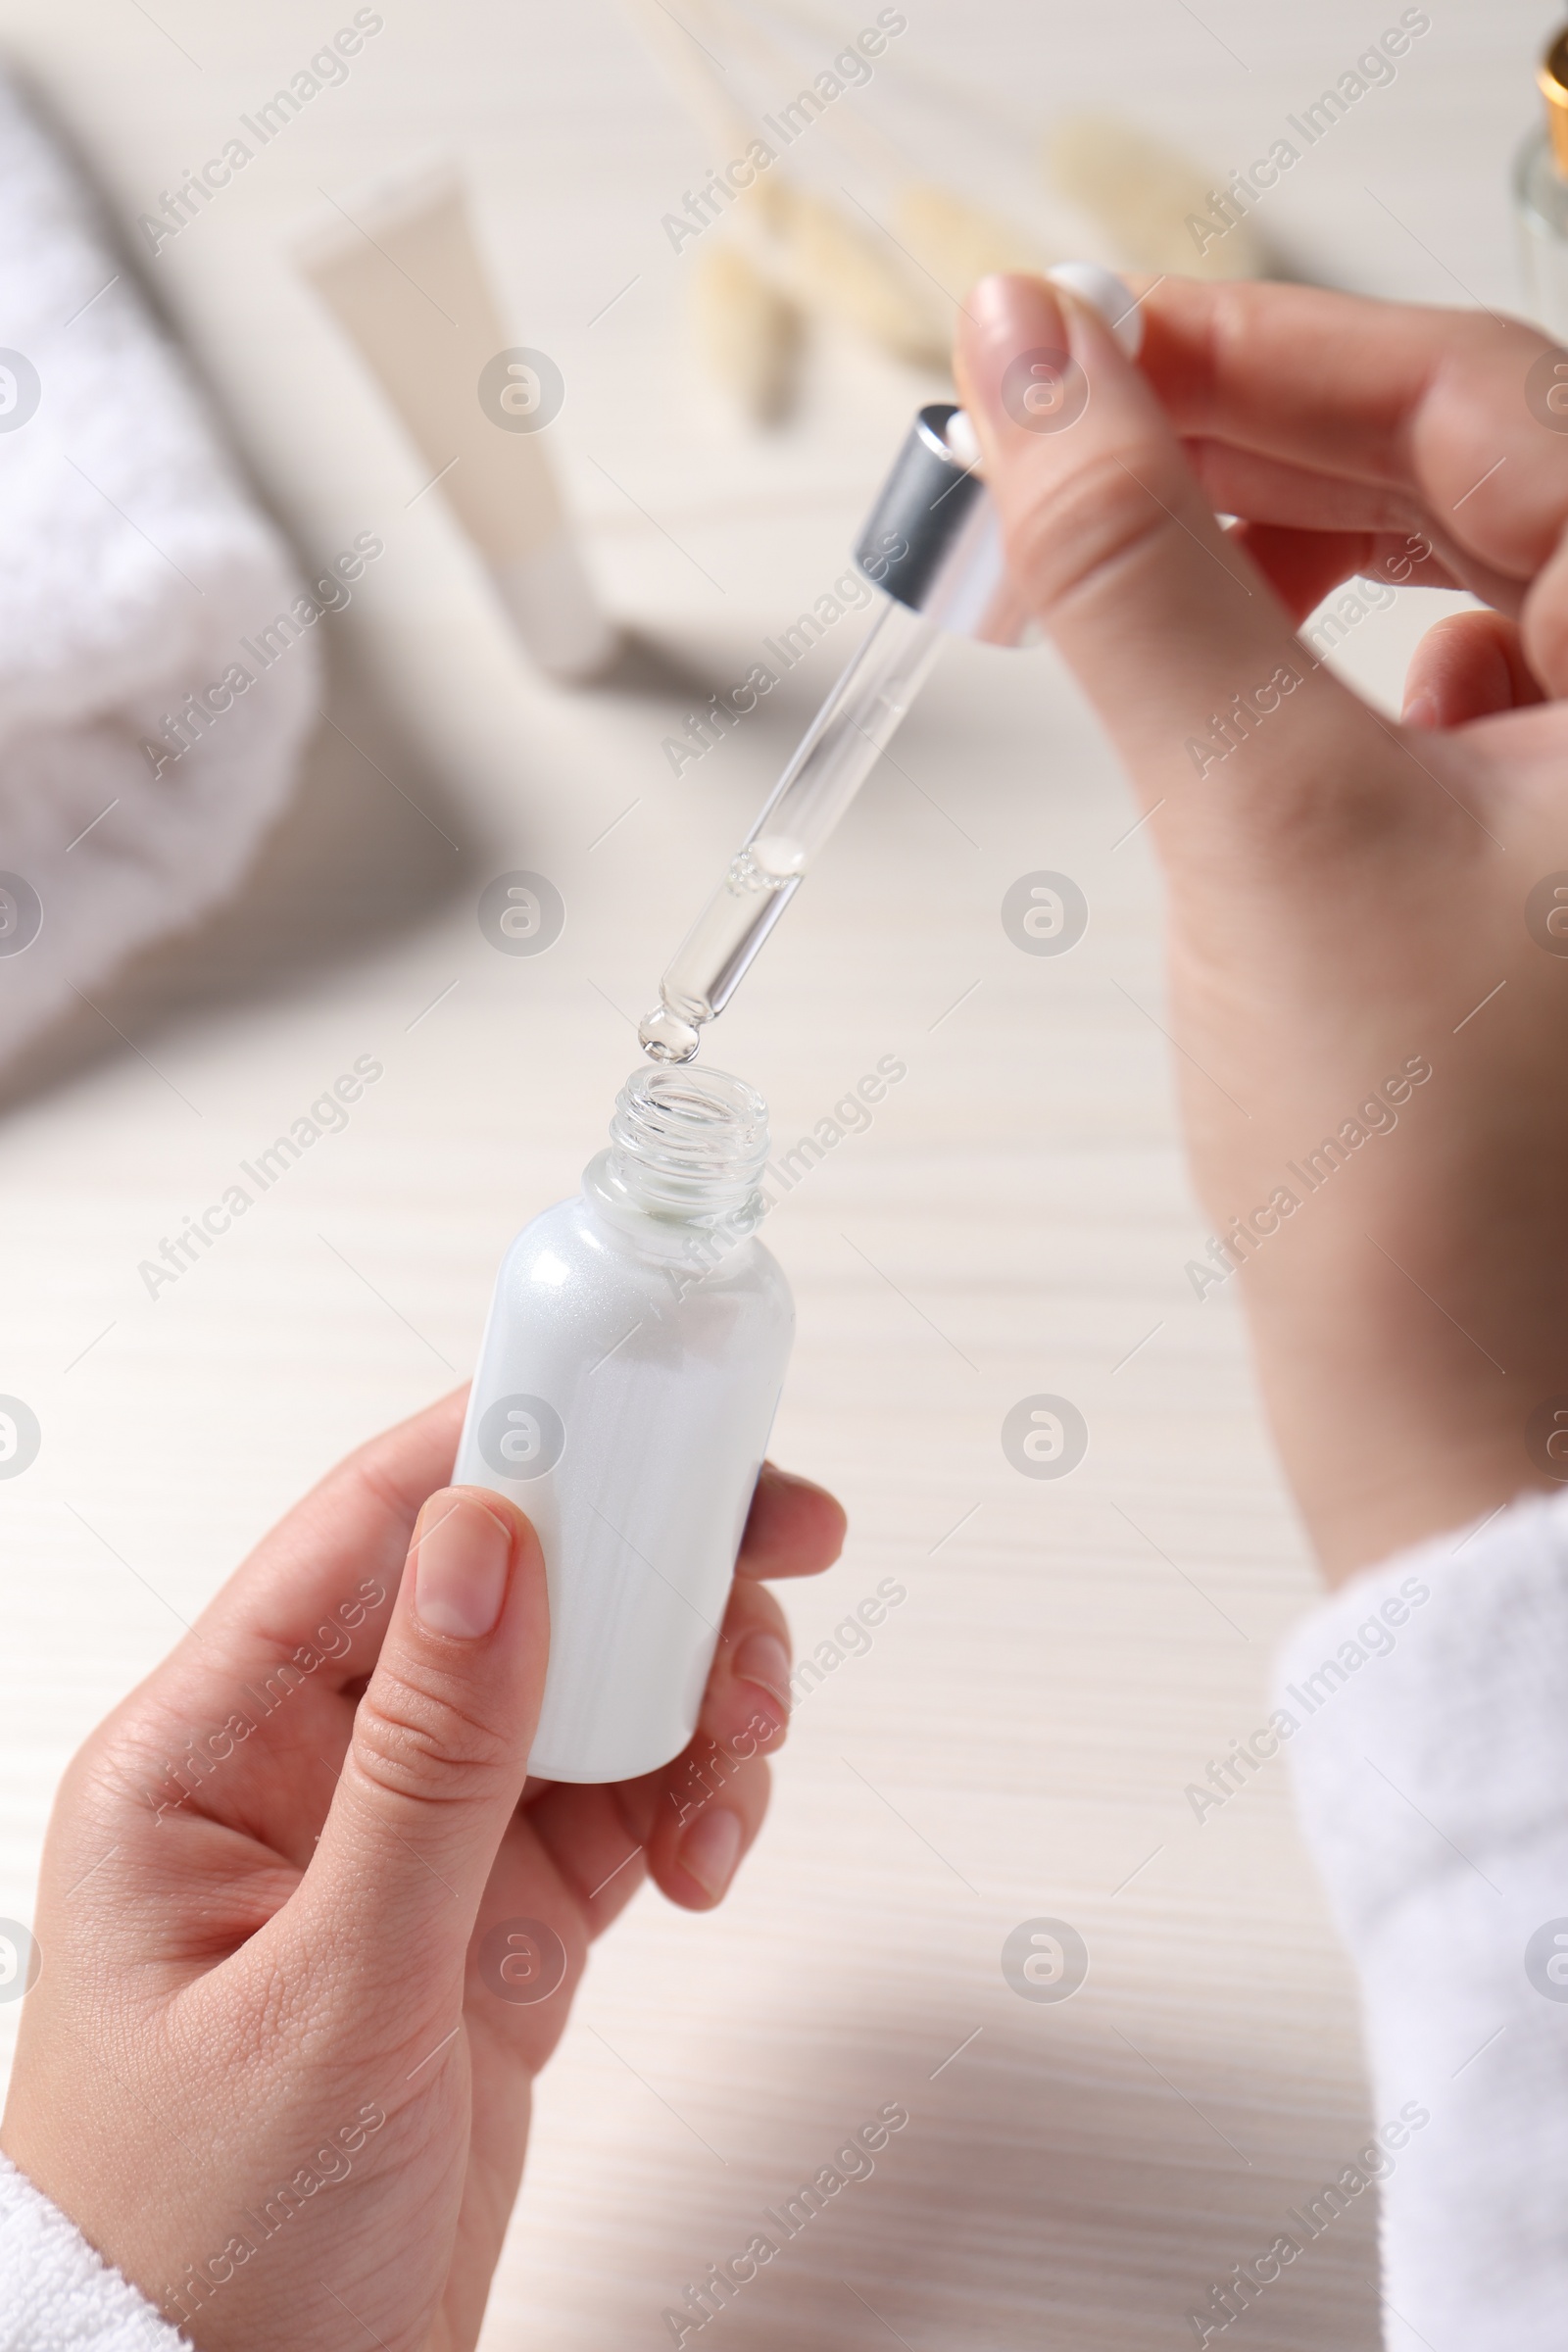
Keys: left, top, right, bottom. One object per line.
{"left": 412, "top": 1490, "right": 512, "bottom": 1639}
{"left": 1047, "top": 261, "right": 1144, "bottom": 356}
{"left": 680, "top": 1806, "right": 744, "bottom": 1901}
{"left": 732, "top": 1630, "right": 791, "bottom": 1709}
{"left": 1403, "top": 691, "right": 1439, "bottom": 729}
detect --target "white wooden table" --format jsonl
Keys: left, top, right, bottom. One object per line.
{"left": 0, "top": 3, "right": 1549, "bottom": 2342}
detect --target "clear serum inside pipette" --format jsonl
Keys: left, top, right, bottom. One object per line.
{"left": 637, "top": 267, "right": 1142, "bottom": 1066}
{"left": 638, "top": 594, "right": 941, "bottom": 1062}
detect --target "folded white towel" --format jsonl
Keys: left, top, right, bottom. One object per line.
{"left": 0, "top": 74, "right": 318, "bottom": 1072}
{"left": 0, "top": 2157, "right": 185, "bottom": 2348}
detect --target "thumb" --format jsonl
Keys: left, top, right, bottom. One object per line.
{"left": 953, "top": 272, "right": 1407, "bottom": 865}
{"left": 296, "top": 1486, "right": 548, "bottom": 1974}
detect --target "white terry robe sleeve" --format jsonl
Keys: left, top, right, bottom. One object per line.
{"left": 0, "top": 2156, "right": 187, "bottom": 2348}
{"left": 1278, "top": 1488, "right": 1568, "bottom": 2350}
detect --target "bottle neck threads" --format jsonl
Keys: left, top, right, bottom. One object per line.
{"left": 588, "top": 1064, "right": 770, "bottom": 1226}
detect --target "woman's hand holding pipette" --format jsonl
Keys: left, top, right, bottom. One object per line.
{"left": 956, "top": 271, "right": 1568, "bottom": 1583}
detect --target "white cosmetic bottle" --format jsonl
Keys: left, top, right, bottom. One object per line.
{"left": 454, "top": 1065, "right": 794, "bottom": 1783}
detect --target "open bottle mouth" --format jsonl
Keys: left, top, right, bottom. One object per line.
{"left": 597, "top": 1063, "right": 771, "bottom": 1222}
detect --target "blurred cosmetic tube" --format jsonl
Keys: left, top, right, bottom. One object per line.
{"left": 298, "top": 162, "right": 617, "bottom": 679}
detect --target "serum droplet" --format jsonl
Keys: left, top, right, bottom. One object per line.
{"left": 638, "top": 1004, "right": 702, "bottom": 1063}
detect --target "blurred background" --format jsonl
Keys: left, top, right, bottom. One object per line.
{"left": 0, "top": 3, "right": 1557, "bottom": 2344}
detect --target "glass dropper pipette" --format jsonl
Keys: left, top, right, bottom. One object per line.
{"left": 637, "top": 399, "right": 1027, "bottom": 1062}
{"left": 637, "top": 266, "right": 1142, "bottom": 1066}
{"left": 637, "top": 593, "right": 943, "bottom": 1061}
